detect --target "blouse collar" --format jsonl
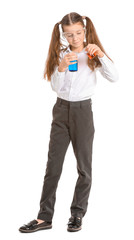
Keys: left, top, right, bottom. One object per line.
{"left": 65, "top": 45, "right": 86, "bottom": 54}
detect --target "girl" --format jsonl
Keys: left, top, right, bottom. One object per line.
{"left": 19, "top": 12, "right": 119, "bottom": 233}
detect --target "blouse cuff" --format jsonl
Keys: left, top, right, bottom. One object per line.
{"left": 56, "top": 67, "right": 66, "bottom": 77}
{"left": 98, "top": 53, "right": 107, "bottom": 61}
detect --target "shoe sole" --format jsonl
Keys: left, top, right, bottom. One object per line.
{"left": 19, "top": 225, "right": 52, "bottom": 233}
{"left": 67, "top": 226, "right": 82, "bottom": 232}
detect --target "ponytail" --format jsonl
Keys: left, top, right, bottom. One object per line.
{"left": 44, "top": 22, "right": 62, "bottom": 81}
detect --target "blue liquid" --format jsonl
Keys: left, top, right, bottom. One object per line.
{"left": 68, "top": 60, "right": 78, "bottom": 72}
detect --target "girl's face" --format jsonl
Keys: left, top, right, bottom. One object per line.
{"left": 62, "top": 23, "right": 85, "bottom": 49}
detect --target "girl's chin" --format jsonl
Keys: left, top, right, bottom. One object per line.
{"left": 72, "top": 42, "right": 83, "bottom": 48}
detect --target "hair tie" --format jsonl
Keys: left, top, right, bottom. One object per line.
{"left": 82, "top": 16, "right": 86, "bottom": 20}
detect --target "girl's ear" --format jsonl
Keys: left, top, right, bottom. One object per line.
{"left": 84, "top": 27, "right": 86, "bottom": 41}
{"left": 84, "top": 27, "right": 86, "bottom": 35}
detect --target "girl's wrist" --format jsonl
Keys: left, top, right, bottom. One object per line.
{"left": 58, "top": 66, "right": 66, "bottom": 72}
{"left": 98, "top": 52, "right": 104, "bottom": 58}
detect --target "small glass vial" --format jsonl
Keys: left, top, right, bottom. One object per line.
{"left": 84, "top": 50, "right": 96, "bottom": 59}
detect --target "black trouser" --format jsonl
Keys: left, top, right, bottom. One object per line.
{"left": 37, "top": 97, "right": 95, "bottom": 221}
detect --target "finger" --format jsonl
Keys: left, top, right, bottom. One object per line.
{"left": 86, "top": 43, "right": 92, "bottom": 48}
{"left": 66, "top": 56, "right": 78, "bottom": 61}
{"left": 68, "top": 59, "right": 78, "bottom": 63}
{"left": 87, "top": 47, "right": 97, "bottom": 55}
{"left": 68, "top": 58, "right": 78, "bottom": 62}
{"left": 85, "top": 44, "right": 94, "bottom": 50}
{"left": 67, "top": 52, "right": 77, "bottom": 57}
{"left": 92, "top": 50, "right": 97, "bottom": 56}
{"left": 69, "top": 61, "right": 77, "bottom": 65}
{"left": 66, "top": 54, "right": 78, "bottom": 58}
{"left": 86, "top": 46, "right": 93, "bottom": 52}
{"left": 67, "top": 61, "right": 77, "bottom": 66}
{"left": 90, "top": 47, "right": 97, "bottom": 55}
{"left": 69, "top": 54, "right": 78, "bottom": 58}
{"left": 66, "top": 52, "right": 77, "bottom": 56}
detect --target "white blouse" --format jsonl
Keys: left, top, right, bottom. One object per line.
{"left": 50, "top": 46, "right": 119, "bottom": 101}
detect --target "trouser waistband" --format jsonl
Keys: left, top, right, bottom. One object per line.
{"left": 56, "top": 97, "right": 92, "bottom": 107}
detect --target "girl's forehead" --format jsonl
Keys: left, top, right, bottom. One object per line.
{"left": 63, "top": 23, "right": 83, "bottom": 32}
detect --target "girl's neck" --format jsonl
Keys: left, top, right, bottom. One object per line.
{"left": 70, "top": 42, "right": 86, "bottom": 53}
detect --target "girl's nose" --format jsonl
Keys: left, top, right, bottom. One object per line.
{"left": 73, "top": 35, "right": 78, "bottom": 41}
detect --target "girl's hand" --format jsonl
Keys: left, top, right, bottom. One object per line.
{"left": 58, "top": 52, "right": 78, "bottom": 72}
{"left": 85, "top": 44, "right": 104, "bottom": 58}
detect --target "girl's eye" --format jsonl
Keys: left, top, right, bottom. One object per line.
{"left": 66, "top": 31, "right": 82, "bottom": 38}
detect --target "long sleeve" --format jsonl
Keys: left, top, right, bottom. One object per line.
{"left": 50, "top": 51, "right": 66, "bottom": 93}
{"left": 97, "top": 53, "right": 119, "bottom": 82}
{"left": 50, "top": 67, "right": 66, "bottom": 92}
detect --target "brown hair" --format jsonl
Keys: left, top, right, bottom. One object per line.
{"left": 44, "top": 12, "right": 113, "bottom": 81}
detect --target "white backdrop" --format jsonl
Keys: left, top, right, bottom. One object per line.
{"left": 0, "top": 0, "right": 134, "bottom": 239}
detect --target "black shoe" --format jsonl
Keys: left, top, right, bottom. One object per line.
{"left": 67, "top": 216, "right": 82, "bottom": 232}
{"left": 19, "top": 219, "right": 52, "bottom": 233}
